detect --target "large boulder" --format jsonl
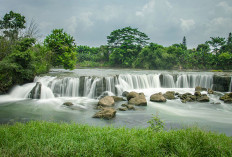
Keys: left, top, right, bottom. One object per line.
{"left": 194, "top": 91, "right": 201, "bottom": 97}
{"left": 150, "top": 92, "right": 166, "bottom": 102}
{"left": 163, "top": 91, "right": 175, "bottom": 100}
{"left": 121, "top": 104, "right": 135, "bottom": 110}
{"left": 129, "top": 93, "right": 147, "bottom": 106}
{"left": 220, "top": 92, "right": 232, "bottom": 103}
{"left": 92, "top": 108, "right": 116, "bottom": 119}
{"left": 195, "top": 86, "right": 207, "bottom": 92}
{"left": 197, "top": 96, "right": 210, "bottom": 102}
{"left": 28, "top": 82, "right": 42, "bottom": 99}
{"left": 127, "top": 91, "right": 139, "bottom": 101}
{"left": 98, "top": 96, "right": 115, "bottom": 107}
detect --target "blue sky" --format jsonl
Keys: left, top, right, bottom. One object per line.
{"left": 1, "top": 0, "right": 232, "bottom": 48}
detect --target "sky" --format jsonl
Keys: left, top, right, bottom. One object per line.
{"left": 1, "top": 0, "right": 232, "bottom": 48}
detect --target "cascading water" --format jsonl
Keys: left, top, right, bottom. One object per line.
{"left": 7, "top": 72, "right": 218, "bottom": 99}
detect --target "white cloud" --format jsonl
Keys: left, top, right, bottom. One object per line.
{"left": 78, "top": 12, "right": 94, "bottom": 28}
{"left": 180, "top": 18, "right": 195, "bottom": 31}
{"left": 136, "top": 0, "right": 156, "bottom": 17}
{"left": 206, "top": 17, "right": 232, "bottom": 34}
{"left": 165, "top": 1, "right": 173, "bottom": 9}
{"left": 218, "top": 1, "right": 232, "bottom": 13}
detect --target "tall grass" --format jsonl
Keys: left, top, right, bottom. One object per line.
{"left": 0, "top": 121, "right": 231, "bottom": 157}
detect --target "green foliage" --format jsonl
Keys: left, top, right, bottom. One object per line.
{"left": 44, "top": 29, "right": 76, "bottom": 70}
{"left": 206, "top": 37, "right": 226, "bottom": 53}
{"left": 147, "top": 114, "right": 165, "bottom": 132}
{"left": 0, "top": 121, "right": 231, "bottom": 156}
{"left": 107, "top": 26, "right": 150, "bottom": 48}
{"left": 0, "top": 11, "right": 26, "bottom": 40}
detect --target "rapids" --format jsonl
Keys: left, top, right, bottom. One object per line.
{"left": 0, "top": 69, "right": 232, "bottom": 135}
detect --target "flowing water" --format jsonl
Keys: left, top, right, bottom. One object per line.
{"left": 0, "top": 69, "right": 232, "bottom": 135}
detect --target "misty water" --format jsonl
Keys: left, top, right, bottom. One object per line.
{"left": 0, "top": 68, "right": 232, "bottom": 136}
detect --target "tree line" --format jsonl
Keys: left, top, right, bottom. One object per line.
{"left": 0, "top": 11, "right": 232, "bottom": 93}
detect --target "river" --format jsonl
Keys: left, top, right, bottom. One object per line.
{"left": 0, "top": 68, "right": 232, "bottom": 136}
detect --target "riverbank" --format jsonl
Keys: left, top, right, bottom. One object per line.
{"left": 0, "top": 121, "right": 231, "bottom": 156}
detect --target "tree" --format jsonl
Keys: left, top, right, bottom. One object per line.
{"left": 227, "top": 32, "right": 232, "bottom": 45}
{"left": 107, "top": 27, "right": 148, "bottom": 66}
{"left": 182, "top": 36, "right": 187, "bottom": 48}
{"left": 44, "top": 29, "right": 76, "bottom": 70}
{"left": 107, "top": 26, "right": 150, "bottom": 49}
{"left": 0, "top": 11, "right": 26, "bottom": 40}
{"left": 206, "top": 37, "right": 226, "bottom": 54}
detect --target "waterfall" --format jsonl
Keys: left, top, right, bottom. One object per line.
{"left": 8, "top": 72, "right": 218, "bottom": 99}
{"left": 162, "top": 74, "right": 175, "bottom": 88}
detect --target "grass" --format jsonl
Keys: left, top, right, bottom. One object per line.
{"left": 0, "top": 121, "right": 231, "bottom": 157}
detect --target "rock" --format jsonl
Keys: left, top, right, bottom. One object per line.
{"left": 118, "top": 107, "right": 128, "bottom": 111}
{"left": 63, "top": 102, "right": 74, "bottom": 106}
{"left": 197, "top": 96, "right": 210, "bottom": 102}
{"left": 195, "top": 86, "right": 202, "bottom": 91}
{"left": 98, "top": 96, "right": 115, "bottom": 107}
{"left": 92, "top": 108, "right": 116, "bottom": 119}
{"left": 121, "top": 104, "right": 135, "bottom": 110}
{"left": 112, "top": 96, "right": 125, "bottom": 102}
{"left": 208, "top": 88, "right": 214, "bottom": 94}
{"left": 163, "top": 91, "right": 175, "bottom": 100}
{"left": 224, "top": 99, "right": 232, "bottom": 103}
{"left": 121, "top": 104, "right": 127, "bottom": 107}
{"left": 127, "top": 91, "right": 139, "bottom": 101}
{"left": 194, "top": 91, "right": 201, "bottom": 97}
{"left": 212, "top": 75, "right": 231, "bottom": 92}
{"left": 122, "top": 91, "right": 129, "bottom": 97}
{"left": 202, "top": 88, "right": 207, "bottom": 91}
{"left": 175, "top": 92, "right": 179, "bottom": 96}
{"left": 220, "top": 93, "right": 232, "bottom": 103}
{"left": 129, "top": 94, "right": 147, "bottom": 106}
{"left": 150, "top": 92, "right": 166, "bottom": 102}
{"left": 127, "top": 105, "right": 135, "bottom": 110}
{"left": 180, "top": 93, "right": 192, "bottom": 100}
{"left": 189, "top": 95, "right": 197, "bottom": 101}
{"left": 28, "top": 82, "right": 42, "bottom": 99}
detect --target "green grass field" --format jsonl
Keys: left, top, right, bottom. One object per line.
{"left": 0, "top": 121, "right": 231, "bottom": 157}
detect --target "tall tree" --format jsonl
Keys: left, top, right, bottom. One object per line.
{"left": 107, "top": 26, "right": 150, "bottom": 49}
{"left": 182, "top": 36, "right": 187, "bottom": 48}
{"left": 44, "top": 29, "right": 76, "bottom": 70}
{"left": 0, "top": 11, "right": 26, "bottom": 40}
{"left": 227, "top": 32, "right": 232, "bottom": 45}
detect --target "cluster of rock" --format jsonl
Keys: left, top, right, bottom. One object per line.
{"left": 93, "top": 91, "right": 148, "bottom": 119}
{"left": 220, "top": 92, "right": 232, "bottom": 103}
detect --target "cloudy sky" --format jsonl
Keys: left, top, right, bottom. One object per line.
{"left": 1, "top": 0, "right": 232, "bottom": 48}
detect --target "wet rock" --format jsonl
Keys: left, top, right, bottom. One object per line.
{"left": 92, "top": 108, "right": 116, "bottom": 119}
{"left": 127, "top": 91, "right": 139, "bottom": 101}
{"left": 112, "top": 96, "right": 125, "bottom": 102}
{"left": 163, "top": 91, "right": 175, "bottom": 100}
{"left": 118, "top": 107, "right": 128, "bottom": 111}
{"left": 122, "top": 91, "right": 129, "bottom": 97}
{"left": 189, "top": 95, "right": 197, "bottom": 101}
{"left": 28, "top": 82, "right": 42, "bottom": 99}
{"left": 180, "top": 93, "right": 192, "bottom": 100}
{"left": 194, "top": 91, "right": 201, "bottom": 97}
{"left": 208, "top": 88, "right": 214, "bottom": 94}
{"left": 129, "top": 93, "right": 147, "bottom": 106}
{"left": 195, "top": 86, "right": 207, "bottom": 92}
{"left": 150, "top": 92, "right": 166, "bottom": 102}
{"left": 98, "top": 96, "right": 115, "bottom": 107}
{"left": 197, "top": 96, "right": 210, "bottom": 102}
{"left": 127, "top": 105, "right": 135, "bottom": 110}
{"left": 63, "top": 102, "right": 74, "bottom": 107}
{"left": 212, "top": 75, "right": 231, "bottom": 92}
{"left": 121, "top": 104, "right": 135, "bottom": 110}
{"left": 220, "top": 93, "right": 232, "bottom": 103}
